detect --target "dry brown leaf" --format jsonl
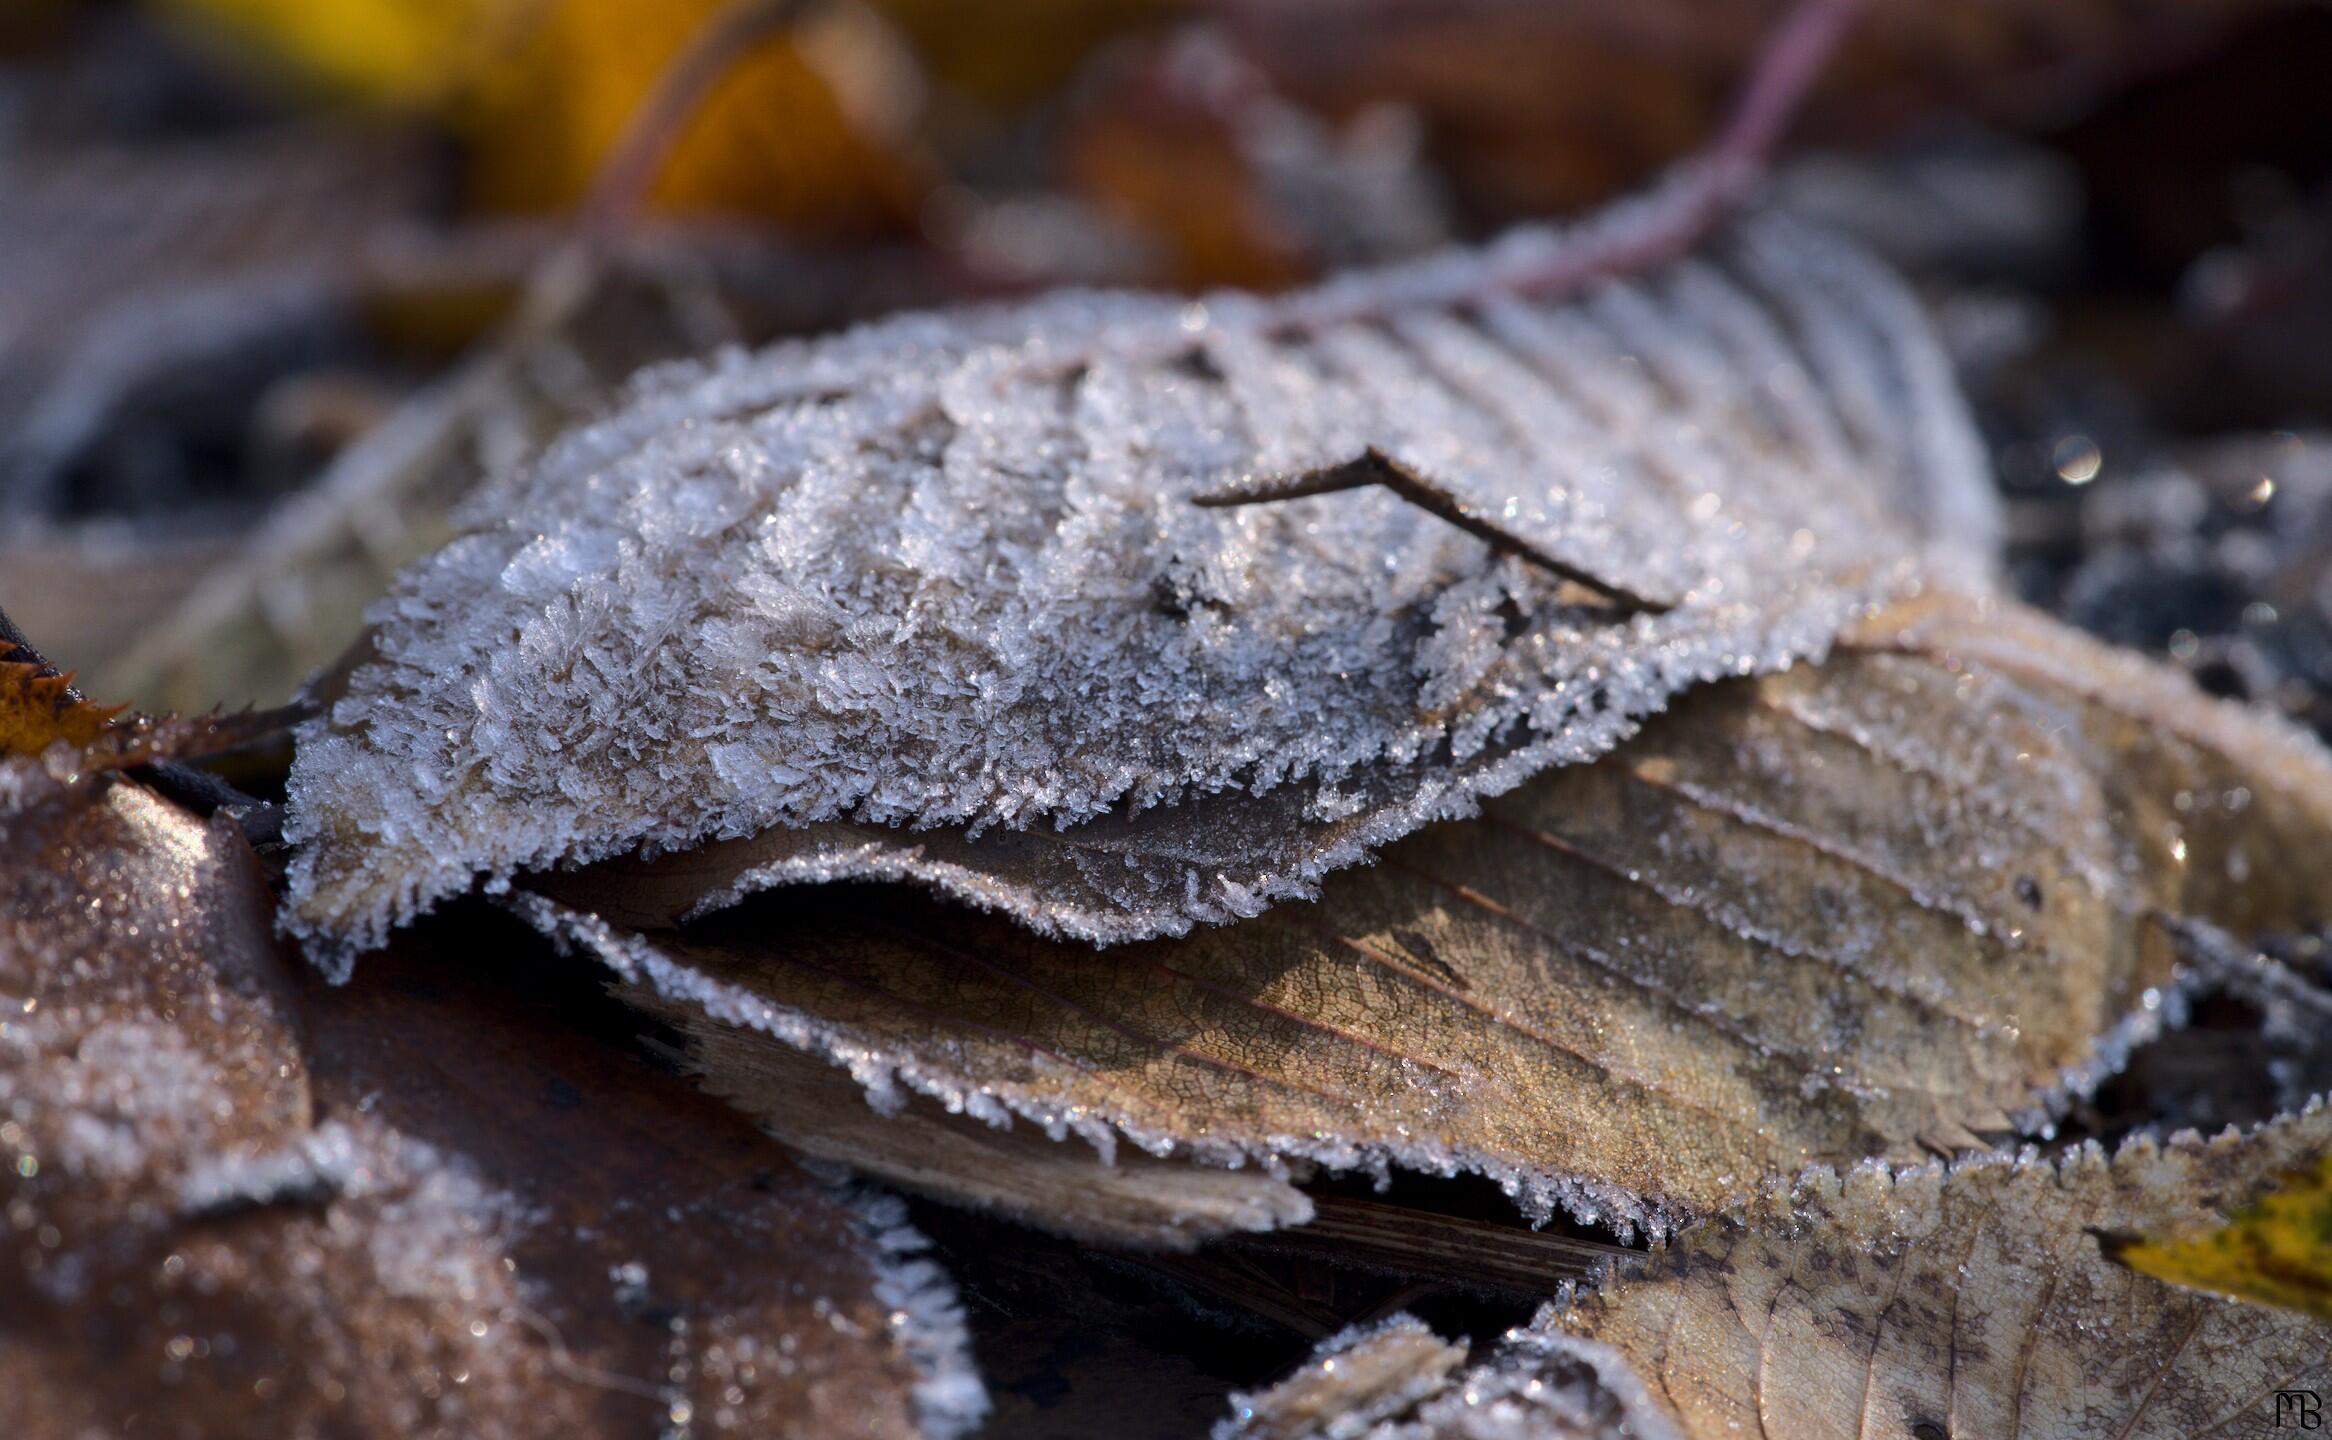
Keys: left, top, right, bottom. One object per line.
{"left": 1228, "top": 1103, "right": 2332, "bottom": 1440}
{"left": 680, "top": 1031, "right": 1315, "bottom": 1248}
{"left": 1223, "top": 1315, "right": 1469, "bottom": 1440}
{"left": 0, "top": 761, "right": 982, "bottom": 1438}
{"left": 516, "top": 590, "right": 2332, "bottom": 1244}
{"left": 1062, "top": 31, "right": 1453, "bottom": 289}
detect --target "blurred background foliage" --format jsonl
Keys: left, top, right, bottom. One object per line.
{"left": 6, "top": 0, "right": 2332, "bottom": 723}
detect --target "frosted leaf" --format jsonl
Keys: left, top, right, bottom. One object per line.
{"left": 1233, "top": 1102, "right": 2332, "bottom": 1440}
{"left": 284, "top": 208, "right": 1997, "bottom": 970}
{"left": 0, "top": 764, "right": 306, "bottom": 1233}
{"left": 510, "top": 593, "right": 2332, "bottom": 1242}
{"left": 0, "top": 761, "right": 980, "bottom": 1440}
{"left": 642, "top": 1016, "right": 1315, "bottom": 1249}
{"left": 1218, "top": 1316, "right": 1468, "bottom": 1440}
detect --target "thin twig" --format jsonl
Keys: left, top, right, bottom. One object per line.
{"left": 1502, "top": 0, "right": 1869, "bottom": 297}
{"left": 1266, "top": 0, "right": 1868, "bottom": 338}
{"left": 1195, "top": 448, "right": 1673, "bottom": 614}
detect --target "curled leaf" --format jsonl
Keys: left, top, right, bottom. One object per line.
{"left": 514, "top": 591, "right": 2332, "bottom": 1242}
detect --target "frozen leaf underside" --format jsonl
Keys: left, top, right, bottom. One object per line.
{"left": 1226, "top": 1104, "right": 2332, "bottom": 1440}
{"left": 518, "top": 591, "right": 2332, "bottom": 1243}
{"left": 285, "top": 206, "right": 1996, "bottom": 970}
{"left": 0, "top": 763, "right": 978, "bottom": 1439}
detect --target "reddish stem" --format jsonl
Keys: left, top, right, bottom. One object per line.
{"left": 579, "top": 0, "right": 820, "bottom": 249}
{"left": 1511, "top": 0, "right": 1868, "bottom": 295}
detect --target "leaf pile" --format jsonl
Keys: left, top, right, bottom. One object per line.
{"left": 13, "top": 4, "right": 2332, "bottom": 1433}
{"left": 512, "top": 588, "right": 2332, "bottom": 1246}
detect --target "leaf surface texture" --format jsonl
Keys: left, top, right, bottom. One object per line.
{"left": 516, "top": 593, "right": 2332, "bottom": 1239}
{"left": 287, "top": 210, "right": 1995, "bottom": 967}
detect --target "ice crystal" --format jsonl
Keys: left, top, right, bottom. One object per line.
{"left": 836, "top": 1183, "right": 991, "bottom": 1440}
{"left": 286, "top": 209, "right": 1995, "bottom": 970}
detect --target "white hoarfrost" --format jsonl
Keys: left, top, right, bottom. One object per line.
{"left": 285, "top": 207, "right": 1997, "bottom": 972}
{"left": 834, "top": 1182, "right": 992, "bottom": 1440}
{"left": 517, "top": 890, "right": 1699, "bottom": 1241}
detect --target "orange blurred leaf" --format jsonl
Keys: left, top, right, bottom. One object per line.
{"left": 165, "top": 0, "right": 926, "bottom": 231}
{"left": 0, "top": 661, "right": 122, "bottom": 758}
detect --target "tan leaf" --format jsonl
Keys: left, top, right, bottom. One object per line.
{"left": 515, "top": 590, "right": 2332, "bottom": 1243}
{"left": 0, "top": 761, "right": 983, "bottom": 1438}
{"left": 1227, "top": 1103, "right": 2332, "bottom": 1440}
{"left": 1223, "top": 1315, "right": 1469, "bottom": 1440}
{"left": 662, "top": 1026, "right": 1315, "bottom": 1248}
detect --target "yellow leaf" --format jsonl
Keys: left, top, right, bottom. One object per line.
{"left": 156, "top": 0, "right": 502, "bottom": 107}
{"left": 160, "top": 0, "right": 921, "bottom": 231}
{"left": 0, "top": 661, "right": 122, "bottom": 758}
{"left": 2104, "top": 1150, "right": 2332, "bottom": 1320}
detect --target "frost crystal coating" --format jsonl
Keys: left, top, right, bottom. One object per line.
{"left": 285, "top": 210, "right": 1996, "bottom": 971}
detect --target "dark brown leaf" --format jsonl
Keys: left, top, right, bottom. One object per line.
{"left": 0, "top": 762, "right": 982, "bottom": 1438}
